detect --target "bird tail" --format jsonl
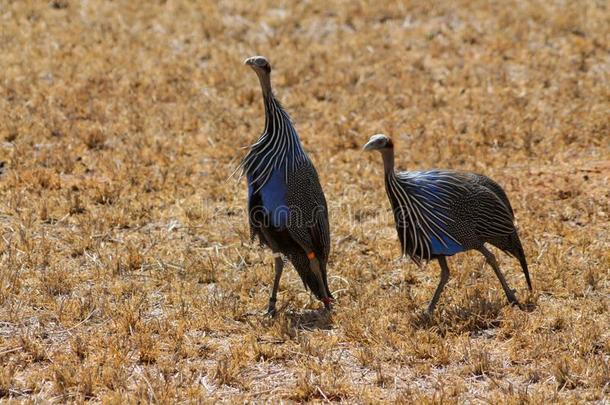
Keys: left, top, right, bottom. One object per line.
{"left": 291, "top": 253, "right": 333, "bottom": 303}
{"left": 510, "top": 233, "right": 532, "bottom": 291}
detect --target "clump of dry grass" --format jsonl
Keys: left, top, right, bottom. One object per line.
{"left": 0, "top": 0, "right": 608, "bottom": 402}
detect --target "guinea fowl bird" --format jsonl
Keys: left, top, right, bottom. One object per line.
{"left": 363, "top": 134, "right": 532, "bottom": 314}
{"left": 238, "top": 56, "right": 332, "bottom": 315}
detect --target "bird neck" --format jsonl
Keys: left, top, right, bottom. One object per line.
{"left": 257, "top": 72, "right": 273, "bottom": 99}
{"left": 258, "top": 74, "right": 282, "bottom": 129}
{"left": 380, "top": 148, "right": 395, "bottom": 176}
{"left": 239, "top": 73, "right": 307, "bottom": 183}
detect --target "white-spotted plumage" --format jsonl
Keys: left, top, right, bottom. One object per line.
{"left": 238, "top": 56, "right": 333, "bottom": 313}
{"left": 365, "top": 133, "right": 531, "bottom": 313}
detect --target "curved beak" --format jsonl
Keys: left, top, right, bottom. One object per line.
{"left": 362, "top": 139, "right": 377, "bottom": 151}
{"left": 244, "top": 57, "right": 255, "bottom": 66}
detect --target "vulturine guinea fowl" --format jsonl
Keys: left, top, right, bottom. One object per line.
{"left": 363, "top": 134, "right": 532, "bottom": 314}
{"left": 238, "top": 56, "right": 332, "bottom": 315}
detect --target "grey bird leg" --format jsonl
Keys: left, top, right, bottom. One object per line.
{"left": 267, "top": 253, "right": 284, "bottom": 316}
{"left": 479, "top": 245, "right": 519, "bottom": 305}
{"left": 259, "top": 227, "right": 284, "bottom": 316}
{"left": 428, "top": 256, "right": 450, "bottom": 315}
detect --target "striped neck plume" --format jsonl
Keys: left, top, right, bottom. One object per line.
{"left": 239, "top": 73, "right": 308, "bottom": 189}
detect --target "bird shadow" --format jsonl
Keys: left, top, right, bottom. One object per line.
{"left": 409, "top": 287, "right": 540, "bottom": 336}
{"left": 244, "top": 304, "right": 333, "bottom": 334}
{"left": 409, "top": 298, "right": 508, "bottom": 336}
{"left": 282, "top": 308, "right": 333, "bottom": 332}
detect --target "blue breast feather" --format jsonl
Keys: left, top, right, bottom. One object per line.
{"left": 409, "top": 172, "right": 465, "bottom": 256}
{"left": 429, "top": 234, "right": 463, "bottom": 256}
{"left": 248, "top": 168, "right": 290, "bottom": 229}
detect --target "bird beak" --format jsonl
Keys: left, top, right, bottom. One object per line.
{"left": 244, "top": 57, "right": 254, "bottom": 66}
{"left": 362, "top": 140, "right": 377, "bottom": 151}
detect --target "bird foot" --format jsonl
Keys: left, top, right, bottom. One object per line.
{"left": 321, "top": 296, "right": 333, "bottom": 311}
{"left": 265, "top": 306, "right": 277, "bottom": 318}
{"left": 507, "top": 296, "right": 522, "bottom": 309}
{"left": 410, "top": 309, "right": 434, "bottom": 328}
{"left": 505, "top": 288, "right": 520, "bottom": 306}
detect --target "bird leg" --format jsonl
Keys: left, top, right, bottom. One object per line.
{"left": 428, "top": 256, "right": 450, "bottom": 315}
{"left": 479, "top": 245, "right": 519, "bottom": 306}
{"left": 267, "top": 253, "right": 284, "bottom": 316}
{"left": 258, "top": 227, "right": 285, "bottom": 316}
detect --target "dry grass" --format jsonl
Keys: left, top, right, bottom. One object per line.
{"left": 0, "top": 0, "right": 608, "bottom": 402}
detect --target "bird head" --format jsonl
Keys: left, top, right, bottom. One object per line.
{"left": 244, "top": 55, "right": 271, "bottom": 74}
{"left": 363, "top": 134, "right": 394, "bottom": 152}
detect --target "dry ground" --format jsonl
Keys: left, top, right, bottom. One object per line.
{"left": 0, "top": 0, "right": 609, "bottom": 403}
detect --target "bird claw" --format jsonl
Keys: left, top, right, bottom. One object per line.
{"left": 508, "top": 296, "right": 521, "bottom": 308}
{"left": 265, "top": 306, "right": 277, "bottom": 318}
{"left": 321, "top": 296, "right": 334, "bottom": 311}
{"left": 411, "top": 310, "right": 434, "bottom": 328}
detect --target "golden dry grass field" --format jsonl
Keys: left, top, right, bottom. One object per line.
{"left": 0, "top": 0, "right": 609, "bottom": 403}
